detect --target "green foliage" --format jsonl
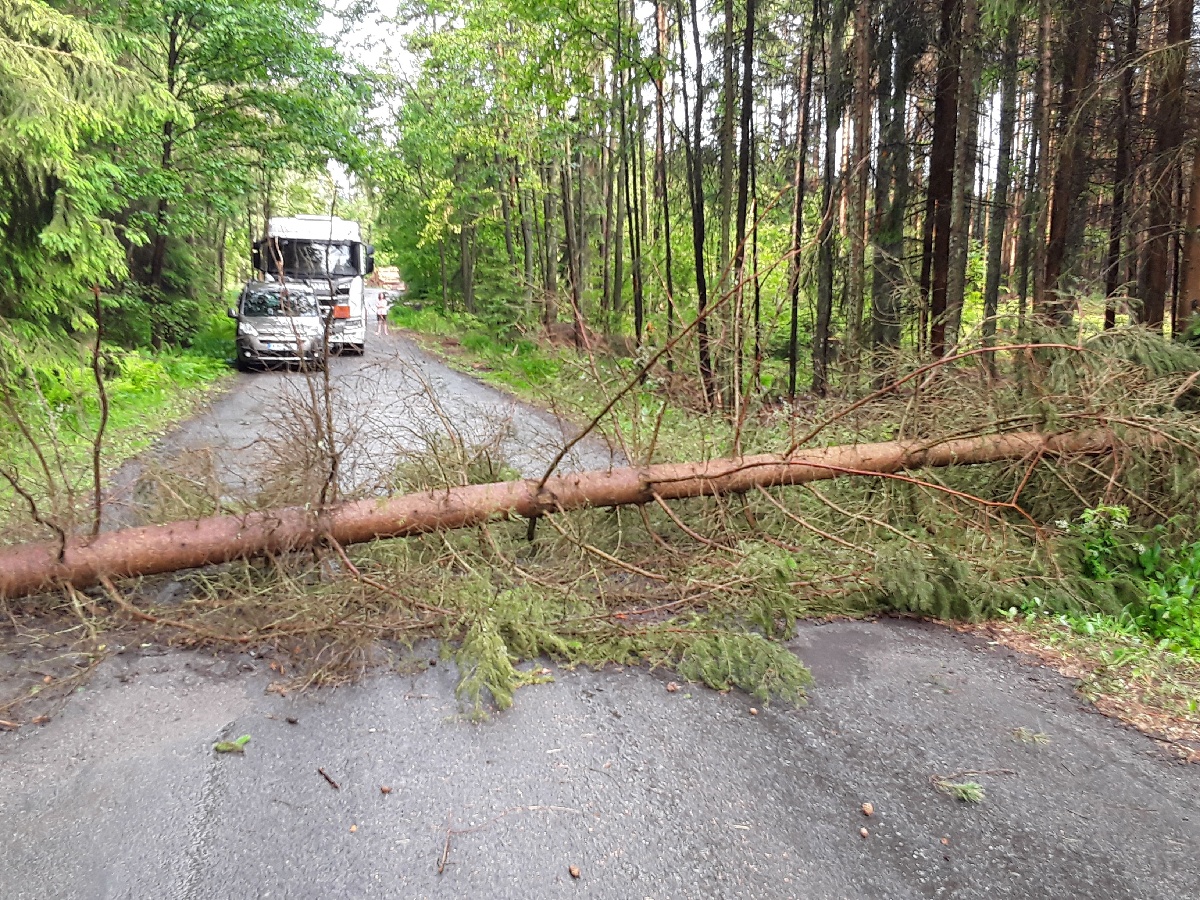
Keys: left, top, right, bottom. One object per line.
{"left": 454, "top": 618, "right": 554, "bottom": 718}
{"left": 676, "top": 633, "right": 812, "bottom": 706}
{"left": 934, "top": 779, "right": 985, "bottom": 803}
{"left": 213, "top": 734, "right": 251, "bottom": 753}
{"left": 1131, "top": 542, "right": 1200, "bottom": 654}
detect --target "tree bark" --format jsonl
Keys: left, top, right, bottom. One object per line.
{"left": 1179, "top": 143, "right": 1200, "bottom": 332}
{"left": 1041, "top": 0, "right": 1106, "bottom": 324}
{"left": 983, "top": 13, "right": 1019, "bottom": 346}
{"left": 686, "top": 0, "right": 716, "bottom": 405}
{"left": 924, "top": 0, "right": 962, "bottom": 358}
{"left": 1143, "top": 0, "right": 1193, "bottom": 331}
{"left": 944, "top": 0, "right": 980, "bottom": 351}
{"left": 0, "top": 430, "right": 1114, "bottom": 601}
{"left": 1104, "top": 0, "right": 1140, "bottom": 330}
{"left": 788, "top": 21, "right": 815, "bottom": 398}
{"left": 732, "top": 0, "right": 758, "bottom": 403}
{"left": 655, "top": 1, "right": 677, "bottom": 350}
{"left": 845, "top": 0, "right": 872, "bottom": 358}
{"left": 815, "top": 0, "right": 847, "bottom": 395}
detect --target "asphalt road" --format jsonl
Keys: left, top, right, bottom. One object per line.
{"left": 2, "top": 334, "right": 1197, "bottom": 898}
{"left": 1, "top": 620, "right": 1196, "bottom": 899}
{"left": 103, "top": 330, "right": 620, "bottom": 527}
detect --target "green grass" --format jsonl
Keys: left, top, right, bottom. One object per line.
{"left": 1, "top": 321, "right": 233, "bottom": 535}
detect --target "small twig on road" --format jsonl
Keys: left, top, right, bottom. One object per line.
{"left": 437, "top": 810, "right": 453, "bottom": 874}
{"left": 317, "top": 767, "right": 340, "bottom": 790}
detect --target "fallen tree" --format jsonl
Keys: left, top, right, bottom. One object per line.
{"left": 0, "top": 428, "right": 1113, "bottom": 600}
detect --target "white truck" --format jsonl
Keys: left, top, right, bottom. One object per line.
{"left": 252, "top": 215, "right": 375, "bottom": 355}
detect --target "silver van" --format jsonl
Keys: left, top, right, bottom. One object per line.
{"left": 229, "top": 282, "right": 327, "bottom": 371}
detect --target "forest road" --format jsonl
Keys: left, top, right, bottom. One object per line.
{"left": 1, "top": 333, "right": 1198, "bottom": 899}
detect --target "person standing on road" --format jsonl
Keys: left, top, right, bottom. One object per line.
{"left": 374, "top": 290, "right": 390, "bottom": 336}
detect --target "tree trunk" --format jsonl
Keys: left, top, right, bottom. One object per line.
{"left": 871, "top": 11, "right": 921, "bottom": 354}
{"left": 497, "top": 153, "right": 517, "bottom": 272}
{"left": 732, "top": 0, "right": 758, "bottom": 404}
{"left": 815, "top": 0, "right": 847, "bottom": 395}
{"left": 1179, "top": 143, "right": 1200, "bottom": 332}
{"left": 788, "top": 21, "right": 815, "bottom": 399}
{"left": 718, "top": 0, "right": 737, "bottom": 294}
{"left": 924, "top": 0, "right": 962, "bottom": 358}
{"left": 983, "top": 14, "right": 1018, "bottom": 346}
{"left": 1143, "top": 0, "right": 1193, "bottom": 331}
{"left": 655, "top": 1, "right": 677, "bottom": 350}
{"left": 1041, "top": 0, "right": 1105, "bottom": 324}
{"left": 1104, "top": 0, "right": 1140, "bottom": 330}
{"left": 0, "top": 430, "right": 1114, "bottom": 600}
{"left": 517, "top": 165, "right": 536, "bottom": 318}
{"left": 686, "top": 0, "right": 716, "bottom": 405}
{"left": 944, "top": 0, "right": 980, "bottom": 351}
{"left": 845, "top": 0, "right": 872, "bottom": 358}
{"left": 542, "top": 162, "right": 559, "bottom": 326}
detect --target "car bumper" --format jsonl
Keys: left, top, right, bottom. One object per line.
{"left": 237, "top": 338, "right": 324, "bottom": 364}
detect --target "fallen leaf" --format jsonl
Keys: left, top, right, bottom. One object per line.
{"left": 749, "top": 708, "right": 758, "bottom": 716}
{"left": 380, "top": 785, "right": 392, "bottom": 795}
{"left": 568, "top": 865, "right": 580, "bottom": 879}
{"left": 860, "top": 827, "right": 870, "bottom": 839}
{"left": 350, "top": 824, "right": 357, "bottom": 833}
{"left": 861, "top": 802, "right": 874, "bottom": 817}
{"left": 269, "top": 661, "right": 279, "bottom": 672}
{"left": 31, "top": 715, "right": 50, "bottom": 726}
{"left": 213, "top": 734, "right": 251, "bottom": 753}
{"left": 941, "top": 837, "right": 950, "bottom": 846}
{"left": 42, "top": 675, "right": 52, "bottom": 685}
{"left": 666, "top": 682, "right": 679, "bottom": 693}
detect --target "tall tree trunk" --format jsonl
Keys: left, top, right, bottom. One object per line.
{"left": 601, "top": 66, "right": 617, "bottom": 317}
{"left": 1104, "top": 1, "right": 1139, "bottom": 330}
{"left": 1143, "top": 0, "right": 1193, "bottom": 331}
{"left": 788, "top": 19, "right": 815, "bottom": 399}
{"left": 871, "top": 11, "right": 920, "bottom": 354}
{"left": 655, "top": 1, "right": 677, "bottom": 351}
{"left": 944, "top": 0, "right": 979, "bottom": 351}
{"left": 718, "top": 0, "right": 737, "bottom": 294}
{"left": 815, "top": 0, "right": 847, "bottom": 395}
{"left": 924, "top": 0, "right": 962, "bottom": 357}
{"left": 845, "top": 0, "right": 872, "bottom": 359}
{"left": 1179, "top": 143, "right": 1200, "bottom": 332}
{"left": 732, "top": 0, "right": 757, "bottom": 405}
{"left": 686, "top": 0, "right": 715, "bottom": 405}
{"left": 561, "top": 153, "right": 584, "bottom": 348}
{"left": 1041, "top": 0, "right": 1106, "bottom": 324}
{"left": 497, "top": 152, "right": 517, "bottom": 272}
{"left": 517, "top": 165, "right": 536, "bottom": 319}
{"left": 983, "top": 13, "right": 1019, "bottom": 346}
{"left": 542, "top": 162, "right": 559, "bottom": 326}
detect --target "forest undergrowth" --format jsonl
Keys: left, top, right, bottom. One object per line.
{"left": 3, "top": 325, "right": 1200, "bottom": 751}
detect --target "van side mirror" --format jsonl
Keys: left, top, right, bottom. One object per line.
{"left": 227, "top": 307, "right": 238, "bottom": 319}
{"left": 363, "top": 244, "right": 375, "bottom": 276}
{"left": 251, "top": 240, "right": 263, "bottom": 273}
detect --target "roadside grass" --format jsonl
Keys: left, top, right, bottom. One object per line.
{"left": 0, "top": 313, "right": 234, "bottom": 539}
{"left": 972, "top": 616, "right": 1200, "bottom": 761}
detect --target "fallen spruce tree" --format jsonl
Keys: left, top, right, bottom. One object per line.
{"left": 0, "top": 428, "right": 1113, "bottom": 600}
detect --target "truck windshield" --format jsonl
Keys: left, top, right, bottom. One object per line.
{"left": 241, "top": 289, "right": 318, "bottom": 317}
{"left": 265, "top": 239, "right": 356, "bottom": 278}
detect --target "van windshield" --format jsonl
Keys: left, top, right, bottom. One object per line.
{"left": 265, "top": 239, "right": 357, "bottom": 277}
{"left": 241, "top": 289, "right": 318, "bottom": 317}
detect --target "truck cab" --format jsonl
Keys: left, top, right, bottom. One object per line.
{"left": 253, "top": 215, "right": 374, "bottom": 355}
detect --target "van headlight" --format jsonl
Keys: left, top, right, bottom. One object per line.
{"left": 238, "top": 321, "right": 258, "bottom": 337}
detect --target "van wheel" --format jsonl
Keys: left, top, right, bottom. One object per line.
{"left": 235, "top": 357, "right": 253, "bottom": 373}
